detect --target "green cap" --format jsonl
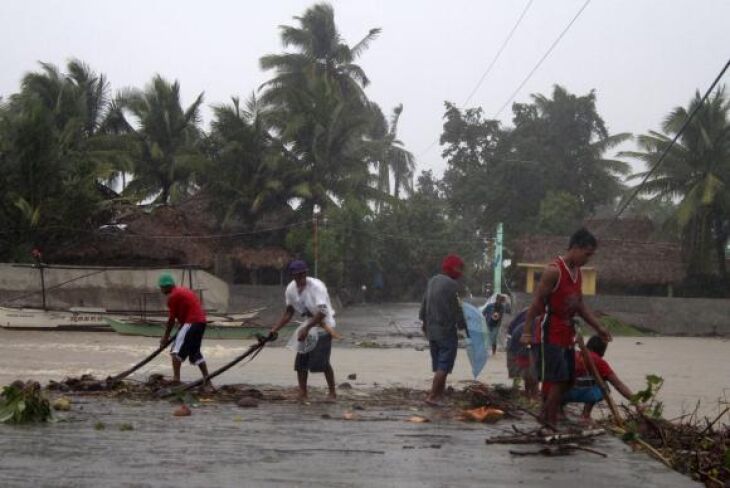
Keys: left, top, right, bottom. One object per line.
{"left": 158, "top": 273, "right": 175, "bottom": 288}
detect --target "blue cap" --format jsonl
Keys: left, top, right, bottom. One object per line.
{"left": 288, "top": 260, "right": 308, "bottom": 275}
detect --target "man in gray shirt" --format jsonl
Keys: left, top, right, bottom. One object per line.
{"left": 419, "top": 254, "right": 467, "bottom": 406}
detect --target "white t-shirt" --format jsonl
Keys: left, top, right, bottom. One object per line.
{"left": 285, "top": 277, "right": 336, "bottom": 330}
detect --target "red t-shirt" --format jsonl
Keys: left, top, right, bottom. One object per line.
{"left": 167, "top": 287, "right": 206, "bottom": 324}
{"left": 575, "top": 350, "right": 614, "bottom": 379}
{"left": 535, "top": 257, "right": 582, "bottom": 347}
{"left": 541, "top": 351, "right": 614, "bottom": 397}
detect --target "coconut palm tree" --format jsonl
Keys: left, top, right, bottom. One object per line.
{"left": 259, "top": 3, "right": 380, "bottom": 108}
{"left": 370, "top": 104, "right": 415, "bottom": 209}
{"left": 622, "top": 87, "right": 730, "bottom": 279}
{"left": 205, "top": 94, "right": 307, "bottom": 227}
{"left": 385, "top": 105, "right": 415, "bottom": 199}
{"left": 116, "top": 75, "right": 205, "bottom": 204}
{"left": 259, "top": 3, "right": 383, "bottom": 212}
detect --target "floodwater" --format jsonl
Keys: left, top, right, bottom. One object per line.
{"left": 0, "top": 303, "right": 722, "bottom": 486}
{"left": 1, "top": 303, "right": 728, "bottom": 419}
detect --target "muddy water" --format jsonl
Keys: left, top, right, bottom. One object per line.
{"left": 0, "top": 328, "right": 728, "bottom": 419}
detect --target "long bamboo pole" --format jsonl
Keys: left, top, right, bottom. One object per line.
{"left": 575, "top": 333, "right": 623, "bottom": 427}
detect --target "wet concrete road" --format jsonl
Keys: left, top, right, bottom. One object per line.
{"left": 0, "top": 393, "right": 699, "bottom": 488}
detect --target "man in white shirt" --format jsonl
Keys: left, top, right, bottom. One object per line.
{"left": 270, "top": 260, "right": 338, "bottom": 401}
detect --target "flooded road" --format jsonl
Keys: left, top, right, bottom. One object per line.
{"left": 1, "top": 303, "right": 728, "bottom": 419}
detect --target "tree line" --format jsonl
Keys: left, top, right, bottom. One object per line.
{"left": 1, "top": 3, "right": 728, "bottom": 298}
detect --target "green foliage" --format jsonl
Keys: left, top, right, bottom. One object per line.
{"left": 631, "top": 374, "right": 665, "bottom": 418}
{"left": 115, "top": 75, "right": 206, "bottom": 204}
{"left": 538, "top": 191, "right": 583, "bottom": 235}
{"left": 118, "top": 422, "right": 134, "bottom": 431}
{"left": 623, "top": 87, "right": 730, "bottom": 289}
{"left": 0, "top": 382, "right": 52, "bottom": 424}
{"left": 258, "top": 2, "right": 383, "bottom": 212}
{"left": 438, "top": 86, "right": 630, "bottom": 240}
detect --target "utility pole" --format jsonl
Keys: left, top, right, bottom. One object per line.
{"left": 313, "top": 206, "right": 319, "bottom": 278}
{"left": 493, "top": 222, "right": 503, "bottom": 295}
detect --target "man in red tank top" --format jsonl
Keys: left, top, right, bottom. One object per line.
{"left": 520, "top": 228, "right": 612, "bottom": 429}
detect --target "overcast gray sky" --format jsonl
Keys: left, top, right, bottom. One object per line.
{"left": 2, "top": 0, "right": 728, "bottom": 177}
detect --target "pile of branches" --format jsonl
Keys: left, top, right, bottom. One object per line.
{"left": 619, "top": 406, "right": 730, "bottom": 487}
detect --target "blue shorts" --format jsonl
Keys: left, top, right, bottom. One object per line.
{"left": 429, "top": 337, "right": 458, "bottom": 373}
{"left": 564, "top": 385, "right": 603, "bottom": 404}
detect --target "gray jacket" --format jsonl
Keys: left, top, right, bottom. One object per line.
{"left": 419, "top": 274, "right": 466, "bottom": 342}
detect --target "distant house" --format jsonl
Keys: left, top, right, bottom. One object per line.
{"left": 49, "top": 193, "right": 293, "bottom": 285}
{"left": 513, "top": 218, "right": 686, "bottom": 296}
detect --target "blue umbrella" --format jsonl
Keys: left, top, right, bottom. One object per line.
{"left": 462, "top": 302, "right": 491, "bottom": 378}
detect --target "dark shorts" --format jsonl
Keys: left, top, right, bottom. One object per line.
{"left": 488, "top": 326, "right": 500, "bottom": 348}
{"left": 294, "top": 333, "right": 332, "bottom": 373}
{"left": 171, "top": 323, "right": 206, "bottom": 365}
{"left": 507, "top": 350, "right": 531, "bottom": 378}
{"left": 429, "top": 337, "right": 458, "bottom": 374}
{"left": 532, "top": 342, "right": 575, "bottom": 383}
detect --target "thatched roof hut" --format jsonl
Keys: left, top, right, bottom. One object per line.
{"left": 583, "top": 217, "right": 656, "bottom": 241}
{"left": 514, "top": 233, "right": 686, "bottom": 292}
{"left": 49, "top": 196, "right": 293, "bottom": 281}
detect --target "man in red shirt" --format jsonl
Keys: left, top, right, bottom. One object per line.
{"left": 520, "top": 228, "right": 612, "bottom": 429}
{"left": 159, "top": 273, "right": 211, "bottom": 386}
{"left": 564, "top": 335, "right": 634, "bottom": 419}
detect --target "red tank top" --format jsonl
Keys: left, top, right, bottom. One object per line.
{"left": 537, "top": 257, "right": 582, "bottom": 347}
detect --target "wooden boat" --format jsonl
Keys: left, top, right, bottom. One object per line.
{"left": 0, "top": 306, "right": 116, "bottom": 331}
{"left": 106, "top": 317, "right": 296, "bottom": 340}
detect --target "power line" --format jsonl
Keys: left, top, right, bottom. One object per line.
{"left": 416, "top": 0, "right": 534, "bottom": 158}
{"left": 461, "top": 0, "right": 534, "bottom": 108}
{"left": 606, "top": 57, "right": 730, "bottom": 229}
{"left": 493, "top": 0, "right": 592, "bottom": 118}
{"left": 10, "top": 220, "right": 313, "bottom": 241}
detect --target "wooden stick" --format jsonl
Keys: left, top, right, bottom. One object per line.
{"left": 610, "top": 426, "right": 673, "bottom": 468}
{"left": 485, "top": 428, "right": 605, "bottom": 445}
{"left": 699, "top": 406, "right": 729, "bottom": 435}
{"left": 160, "top": 335, "right": 270, "bottom": 397}
{"left": 575, "top": 333, "right": 623, "bottom": 427}
{"left": 107, "top": 335, "right": 176, "bottom": 385}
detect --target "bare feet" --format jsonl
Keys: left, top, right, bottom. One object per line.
{"left": 424, "top": 397, "right": 445, "bottom": 408}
